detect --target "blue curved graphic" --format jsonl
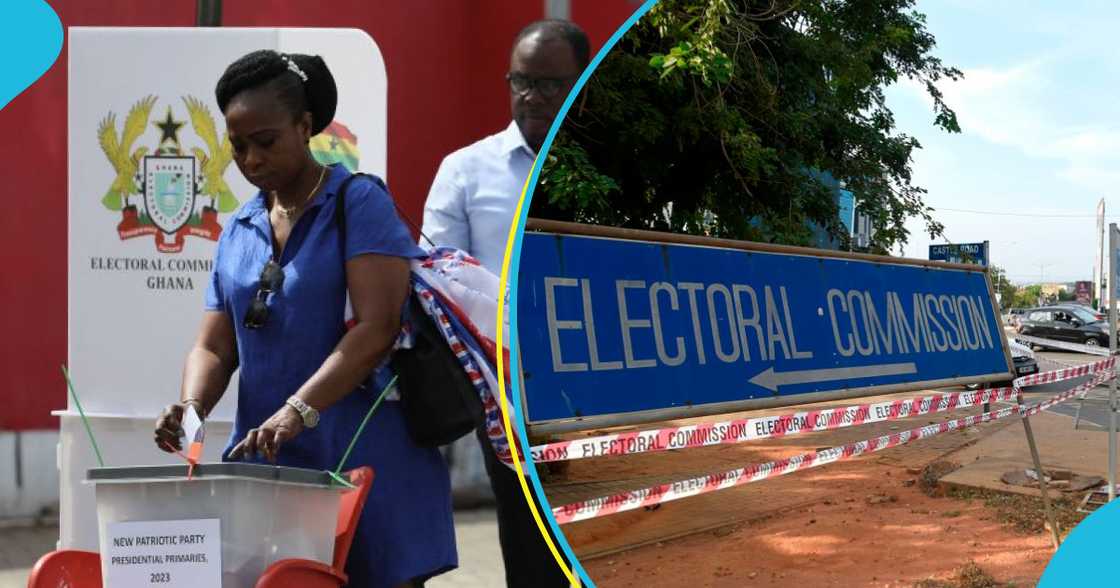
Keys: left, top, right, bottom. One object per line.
{"left": 1039, "top": 496, "right": 1120, "bottom": 586}
{"left": 0, "top": 0, "right": 62, "bottom": 112}
{"left": 506, "top": 2, "right": 658, "bottom": 586}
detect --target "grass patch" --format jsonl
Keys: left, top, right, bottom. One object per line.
{"left": 946, "top": 486, "right": 1086, "bottom": 536}
{"left": 913, "top": 561, "right": 1011, "bottom": 588}
{"left": 919, "top": 461, "right": 962, "bottom": 496}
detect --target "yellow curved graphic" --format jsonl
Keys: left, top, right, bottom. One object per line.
{"left": 496, "top": 166, "right": 580, "bottom": 587}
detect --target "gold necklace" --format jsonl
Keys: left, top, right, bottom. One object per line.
{"left": 273, "top": 165, "right": 327, "bottom": 219}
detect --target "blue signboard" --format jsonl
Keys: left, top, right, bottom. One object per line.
{"left": 929, "top": 242, "right": 989, "bottom": 266}
{"left": 518, "top": 230, "right": 1011, "bottom": 427}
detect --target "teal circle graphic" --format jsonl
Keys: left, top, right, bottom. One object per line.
{"left": 1039, "top": 495, "right": 1120, "bottom": 586}
{"left": 0, "top": 0, "right": 62, "bottom": 112}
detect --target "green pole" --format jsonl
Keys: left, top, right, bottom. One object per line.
{"left": 329, "top": 375, "right": 398, "bottom": 487}
{"left": 61, "top": 365, "right": 105, "bottom": 468}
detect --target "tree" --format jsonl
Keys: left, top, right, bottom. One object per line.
{"left": 990, "top": 265, "right": 1017, "bottom": 309}
{"left": 1013, "top": 285, "right": 1043, "bottom": 309}
{"left": 533, "top": 0, "right": 961, "bottom": 252}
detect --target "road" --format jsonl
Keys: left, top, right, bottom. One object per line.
{"left": 982, "top": 349, "right": 1113, "bottom": 430}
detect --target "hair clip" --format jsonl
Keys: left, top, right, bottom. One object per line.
{"left": 282, "top": 54, "right": 308, "bottom": 82}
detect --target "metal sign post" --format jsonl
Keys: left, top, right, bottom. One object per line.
{"left": 519, "top": 220, "right": 1015, "bottom": 435}
{"left": 1018, "top": 392, "right": 1062, "bottom": 549}
{"left": 1110, "top": 224, "right": 1118, "bottom": 501}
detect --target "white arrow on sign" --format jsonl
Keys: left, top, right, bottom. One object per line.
{"left": 750, "top": 362, "right": 919, "bottom": 393}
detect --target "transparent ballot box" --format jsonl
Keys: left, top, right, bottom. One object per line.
{"left": 88, "top": 463, "right": 343, "bottom": 588}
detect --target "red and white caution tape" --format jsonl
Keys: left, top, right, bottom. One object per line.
{"left": 531, "top": 357, "right": 1114, "bottom": 463}
{"left": 1014, "top": 358, "right": 1108, "bottom": 387}
{"left": 551, "top": 364, "right": 1114, "bottom": 524}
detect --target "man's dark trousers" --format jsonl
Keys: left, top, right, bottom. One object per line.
{"left": 476, "top": 427, "right": 571, "bottom": 587}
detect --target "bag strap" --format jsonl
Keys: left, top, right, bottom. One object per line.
{"left": 333, "top": 171, "right": 435, "bottom": 252}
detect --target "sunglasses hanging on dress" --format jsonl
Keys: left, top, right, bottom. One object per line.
{"left": 244, "top": 260, "right": 284, "bottom": 329}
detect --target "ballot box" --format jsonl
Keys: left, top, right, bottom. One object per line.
{"left": 88, "top": 463, "right": 343, "bottom": 588}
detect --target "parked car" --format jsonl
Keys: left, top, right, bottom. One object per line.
{"left": 966, "top": 338, "right": 1038, "bottom": 390}
{"left": 1009, "top": 346, "right": 1040, "bottom": 378}
{"left": 1005, "top": 308, "right": 1027, "bottom": 328}
{"left": 1016, "top": 305, "right": 1109, "bottom": 347}
{"left": 1049, "top": 303, "right": 1105, "bottom": 322}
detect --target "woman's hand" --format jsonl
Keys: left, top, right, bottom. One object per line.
{"left": 227, "top": 404, "right": 304, "bottom": 463}
{"left": 154, "top": 403, "right": 187, "bottom": 453}
{"left": 154, "top": 400, "right": 207, "bottom": 453}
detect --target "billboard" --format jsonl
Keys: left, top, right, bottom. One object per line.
{"left": 517, "top": 222, "right": 1013, "bottom": 432}
{"left": 1076, "top": 281, "right": 1093, "bottom": 305}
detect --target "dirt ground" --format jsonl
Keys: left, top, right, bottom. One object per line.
{"left": 547, "top": 351, "right": 1100, "bottom": 587}
{"left": 582, "top": 459, "right": 1056, "bottom": 588}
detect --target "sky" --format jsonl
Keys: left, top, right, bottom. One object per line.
{"left": 885, "top": 1, "right": 1120, "bottom": 285}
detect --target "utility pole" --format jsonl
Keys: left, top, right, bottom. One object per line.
{"left": 1037, "top": 263, "right": 1056, "bottom": 305}
{"left": 1097, "top": 199, "right": 1107, "bottom": 311}
{"left": 196, "top": 0, "right": 222, "bottom": 27}
{"left": 1109, "top": 224, "right": 1118, "bottom": 501}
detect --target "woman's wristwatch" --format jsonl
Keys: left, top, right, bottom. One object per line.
{"left": 286, "top": 396, "right": 320, "bottom": 428}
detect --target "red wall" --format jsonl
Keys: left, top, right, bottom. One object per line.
{"left": 574, "top": 1, "right": 648, "bottom": 57}
{"left": 0, "top": 2, "right": 198, "bottom": 431}
{"left": 221, "top": 0, "right": 545, "bottom": 227}
{"left": 0, "top": 0, "right": 641, "bottom": 430}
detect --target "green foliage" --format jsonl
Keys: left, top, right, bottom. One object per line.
{"left": 536, "top": 135, "right": 621, "bottom": 224}
{"left": 1012, "top": 284, "right": 1043, "bottom": 309}
{"left": 989, "top": 266, "right": 1017, "bottom": 308}
{"left": 648, "top": 0, "right": 734, "bottom": 85}
{"left": 535, "top": 0, "right": 961, "bottom": 250}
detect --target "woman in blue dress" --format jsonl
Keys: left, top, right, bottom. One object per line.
{"left": 153, "top": 50, "right": 456, "bottom": 588}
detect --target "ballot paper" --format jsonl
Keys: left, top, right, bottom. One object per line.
{"left": 181, "top": 404, "right": 204, "bottom": 463}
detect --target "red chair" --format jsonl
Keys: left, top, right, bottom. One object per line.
{"left": 26, "top": 549, "right": 102, "bottom": 588}
{"left": 256, "top": 466, "right": 375, "bottom": 587}
{"left": 28, "top": 467, "right": 374, "bottom": 588}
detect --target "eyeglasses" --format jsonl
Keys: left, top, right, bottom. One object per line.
{"left": 244, "top": 260, "right": 284, "bottom": 330}
{"left": 506, "top": 73, "right": 574, "bottom": 98}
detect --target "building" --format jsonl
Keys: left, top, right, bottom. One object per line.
{"left": 806, "top": 170, "right": 874, "bottom": 251}
{"left": 1039, "top": 283, "right": 1069, "bottom": 300}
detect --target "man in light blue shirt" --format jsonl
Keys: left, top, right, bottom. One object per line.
{"left": 421, "top": 19, "right": 589, "bottom": 587}
{"left": 420, "top": 121, "right": 534, "bottom": 271}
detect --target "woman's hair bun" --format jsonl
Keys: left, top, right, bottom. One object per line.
{"left": 288, "top": 53, "right": 337, "bottom": 135}
{"left": 215, "top": 49, "right": 337, "bottom": 135}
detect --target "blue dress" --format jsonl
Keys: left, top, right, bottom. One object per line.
{"left": 204, "top": 164, "right": 457, "bottom": 587}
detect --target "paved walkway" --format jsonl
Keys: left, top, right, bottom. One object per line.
{"left": 431, "top": 508, "right": 505, "bottom": 588}
{"left": 1, "top": 509, "right": 504, "bottom": 588}
{"left": 939, "top": 352, "right": 1116, "bottom": 499}
{"left": 0, "top": 524, "right": 56, "bottom": 588}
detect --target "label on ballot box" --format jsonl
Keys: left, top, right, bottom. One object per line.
{"left": 103, "top": 518, "right": 221, "bottom": 587}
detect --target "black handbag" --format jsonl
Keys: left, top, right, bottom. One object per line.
{"left": 335, "top": 172, "right": 485, "bottom": 447}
